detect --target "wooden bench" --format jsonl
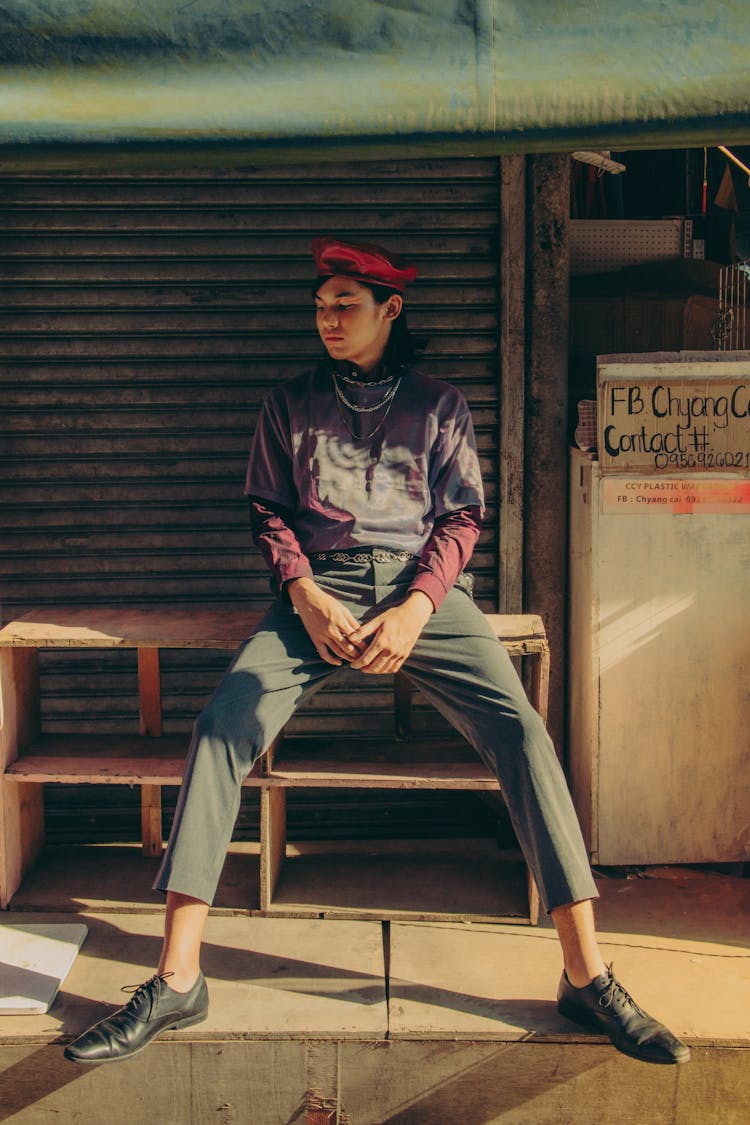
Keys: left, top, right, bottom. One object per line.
{"left": 0, "top": 607, "right": 550, "bottom": 923}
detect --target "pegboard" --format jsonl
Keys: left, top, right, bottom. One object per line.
{"left": 570, "top": 219, "right": 689, "bottom": 275}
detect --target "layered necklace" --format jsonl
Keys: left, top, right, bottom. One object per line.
{"left": 332, "top": 367, "right": 402, "bottom": 442}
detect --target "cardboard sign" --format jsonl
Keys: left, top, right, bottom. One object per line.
{"left": 597, "top": 359, "right": 750, "bottom": 474}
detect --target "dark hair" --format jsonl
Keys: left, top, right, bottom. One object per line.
{"left": 312, "top": 276, "right": 426, "bottom": 373}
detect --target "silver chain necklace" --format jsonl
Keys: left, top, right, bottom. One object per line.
{"left": 332, "top": 371, "right": 402, "bottom": 441}
{"left": 332, "top": 372, "right": 400, "bottom": 414}
{"left": 335, "top": 367, "right": 395, "bottom": 388}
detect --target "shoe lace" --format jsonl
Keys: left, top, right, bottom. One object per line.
{"left": 121, "top": 972, "right": 174, "bottom": 1018}
{"left": 597, "top": 964, "right": 646, "bottom": 1018}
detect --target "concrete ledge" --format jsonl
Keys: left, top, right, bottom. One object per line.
{"left": 1, "top": 866, "right": 748, "bottom": 1122}
{"left": 0, "top": 1040, "right": 747, "bottom": 1124}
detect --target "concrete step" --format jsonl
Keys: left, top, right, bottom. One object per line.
{"left": 0, "top": 864, "right": 748, "bottom": 1123}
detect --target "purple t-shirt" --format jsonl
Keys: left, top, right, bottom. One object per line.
{"left": 245, "top": 365, "right": 485, "bottom": 556}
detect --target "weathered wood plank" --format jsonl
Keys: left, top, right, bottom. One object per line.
{"left": 269, "top": 739, "right": 497, "bottom": 789}
{"left": 524, "top": 154, "right": 571, "bottom": 752}
{"left": 528, "top": 636, "right": 551, "bottom": 727}
{"left": 4, "top": 734, "right": 264, "bottom": 785}
{"left": 6, "top": 842, "right": 261, "bottom": 912}
{"left": 1, "top": 608, "right": 546, "bottom": 650}
{"left": 0, "top": 608, "right": 262, "bottom": 649}
{"left": 393, "top": 672, "right": 413, "bottom": 741}
{"left": 498, "top": 153, "right": 526, "bottom": 614}
{"left": 527, "top": 868, "right": 540, "bottom": 926}
{"left": 262, "top": 844, "right": 530, "bottom": 923}
{"left": 137, "top": 647, "right": 162, "bottom": 735}
{"left": 0, "top": 649, "right": 44, "bottom": 908}
{"left": 260, "top": 787, "right": 287, "bottom": 913}
{"left": 0, "top": 649, "right": 40, "bottom": 758}
{"left": 140, "top": 784, "right": 163, "bottom": 857}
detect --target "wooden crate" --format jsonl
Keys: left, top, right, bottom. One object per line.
{"left": 0, "top": 607, "right": 551, "bottom": 922}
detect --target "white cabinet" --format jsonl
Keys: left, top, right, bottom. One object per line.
{"left": 567, "top": 447, "right": 750, "bottom": 865}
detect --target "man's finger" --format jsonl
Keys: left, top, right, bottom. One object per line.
{"left": 334, "top": 631, "right": 365, "bottom": 656}
{"left": 350, "top": 645, "right": 387, "bottom": 671}
{"left": 316, "top": 643, "right": 342, "bottom": 666}
{"left": 349, "top": 617, "right": 381, "bottom": 643}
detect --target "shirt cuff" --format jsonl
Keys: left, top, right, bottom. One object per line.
{"left": 278, "top": 560, "right": 315, "bottom": 598}
{"left": 408, "top": 572, "right": 447, "bottom": 613}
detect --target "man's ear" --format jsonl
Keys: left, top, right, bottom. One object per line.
{"left": 384, "top": 294, "right": 403, "bottom": 320}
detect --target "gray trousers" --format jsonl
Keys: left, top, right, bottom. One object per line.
{"left": 154, "top": 556, "right": 597, "bottom": 913}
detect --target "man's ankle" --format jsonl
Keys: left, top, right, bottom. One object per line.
{"left": 158, "top": 967, "right": 201, "bottom": 993}
{"left": 563, "top": 964, "right": 606, "bottom": 989}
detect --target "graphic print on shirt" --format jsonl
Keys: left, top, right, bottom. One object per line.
{"left": 299, "top": 426, "right": 431, "bottom": 534}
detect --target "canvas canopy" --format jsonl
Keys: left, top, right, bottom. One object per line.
{"left": 1, "top": 1, "right": 748, "bottom": 154}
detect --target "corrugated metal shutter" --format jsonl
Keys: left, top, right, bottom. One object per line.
{"left": 0, "top": 158, "right": 504, "bottom": 842}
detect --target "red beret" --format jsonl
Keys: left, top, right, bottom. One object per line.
{"left": 312, "top": 236, "right": 418, "bottom": 292}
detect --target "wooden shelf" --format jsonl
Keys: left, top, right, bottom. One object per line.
{"left": 1, "top": 606, "right": 549, "bottom": 923}
{"left": 5, "top": 839, "right": 529, "bottom": 923}
{"left": 6, "top": 735, "right": 496, "bottom": 790}
{"left": 0, "top": 608, "right": 548, "bottom": 656}
{"left": 258, "top": 840, "right": 530, "bottom": 923}
{"left": 0, "top": 607, "right": 263, "bottom": 649}
{"left": 7, "top": 843, "right": 261, "bottom": 913}
{"left": 6, "top": 734, "right": 262, "bottom": 786}
{"left": 269, "top": 738, "right": 498, "bottom": 789}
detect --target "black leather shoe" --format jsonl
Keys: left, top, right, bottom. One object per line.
{"left": 64, "top": 971, "right": 208, "bottom": 1064}
{"left": 557, "top": 964, "right": 690, "bottom": 1064}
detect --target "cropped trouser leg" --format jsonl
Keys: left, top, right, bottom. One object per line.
{"left": 153, "top": 599, "right": 335, "bottom": 904}
{"left": 402, "top": 584, "right": 598, "bottom": 913}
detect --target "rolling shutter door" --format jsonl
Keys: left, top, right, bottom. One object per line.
{"left": 0, "top": 158, "right": 504, "bottom": 842}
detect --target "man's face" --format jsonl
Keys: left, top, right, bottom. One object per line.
{"left": 314, "top": 275, "right": 401, "bottom": 373}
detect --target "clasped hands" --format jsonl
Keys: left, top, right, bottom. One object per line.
{"left": 287, "top": 577, "right": 433, "bottom": 674}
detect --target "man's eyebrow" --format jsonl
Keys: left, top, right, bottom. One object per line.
{"left": 315, "top": 289, "right": 360, "bottom": 300}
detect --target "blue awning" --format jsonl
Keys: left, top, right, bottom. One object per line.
{"left": 1, "top": 1, "right": 748, "bottom": 152}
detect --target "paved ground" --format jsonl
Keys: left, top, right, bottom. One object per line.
{"left": 1, "top": 860, "right": 747, "bottom": 1049}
